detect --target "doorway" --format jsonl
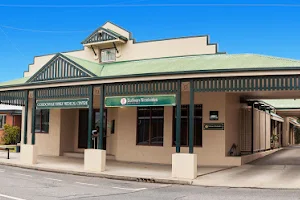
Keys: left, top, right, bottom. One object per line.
{"left": 78, "top": 109, "right": 107, "bottom": 149}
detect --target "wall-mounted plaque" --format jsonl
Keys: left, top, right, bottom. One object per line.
{"left": 209, "top": 111, "right": 219, "bottom": 120}
{"left": 204, "top": 123, "right": 224, "bottom": 130}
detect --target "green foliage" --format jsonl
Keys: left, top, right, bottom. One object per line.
{"left": 295, "top": 127, "right": 300, "bottom": 144}
{"left": 2, "top": 124, "right": 20, "bottom": 145}
{"left": 271, "top": 132, "right": 279, "bottom": 148}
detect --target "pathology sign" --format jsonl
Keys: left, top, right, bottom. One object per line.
{"left": 36, "top": 98, "right": 89, "bottom": 109}
{"left": 105, "top": 95, "right": 176, "bottom": 107}
{"left": 204, "top": 123, "right": 224, "bottom": 130}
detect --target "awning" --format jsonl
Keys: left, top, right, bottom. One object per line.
{"left": 270, "top": 112, "right": 284, "bottom": 122}
{"left": 289, "top": 118, "right": 300, "bottom": 127}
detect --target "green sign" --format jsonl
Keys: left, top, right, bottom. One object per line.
{"left": 36, "top": 98, "right": 89, "bottom": 109}
{"left": 105, "top": 95, "right": 176, "bottom": 107}
{"left": 204, "top": 123, "right": 224, "bottom": 130}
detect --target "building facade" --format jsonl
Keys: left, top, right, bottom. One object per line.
{"left": 0, "top": 22, "right": 299, "bottom": 179}
{"left": 0, "top": 105, "right": 22, "bottom": 144}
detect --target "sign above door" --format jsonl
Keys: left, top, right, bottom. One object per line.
{"left": 105, "top": 95, "right": 176, "bottom": 107}
{"left": 36, "top": 98, "right": 89, "bottom": 109}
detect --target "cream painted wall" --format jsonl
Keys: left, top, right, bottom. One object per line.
{"left": 24, "top": 23, "right": 217, "bottom": 78}
{"left": 225, "top": 93, "right": 241, "bottom": 155}
{"left": 116, "top": 37, "right": 217, "bottom": 62}
{"left": 112, "top": 92, "right": 241, "bottom": 166}
{"left": 23, "top": 98, "right": 61, "bottom": 156}
{"left": 282, "top": 117, "right": 290, "bottom": 146}
{"left": 60, "top": 109, "right": 77, "bottom": 155}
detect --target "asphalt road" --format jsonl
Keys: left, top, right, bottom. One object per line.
{"left": 0, "top": 165, "right": 299, "bottom": 200}
{"left": 251, "top": 146, "right": 300, "bottom": 165}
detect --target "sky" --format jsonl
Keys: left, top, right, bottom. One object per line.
{"left": 0, "top": 0, "right": 300, "bottom": 81}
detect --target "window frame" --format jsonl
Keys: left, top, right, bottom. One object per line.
{"left": 35, "top": 109, "right": 49, "bottom": 134}
{"left": 136, "top": 106, "right": 164, "bottom": 146}
{"left": 172, "top": 104, "right": 203, "bottom": 147}
{"left": 0, "top": 114, "right": 6, "bottom": 130}
{"left": 100, "top": 48, "right": 116, "bottom": 63}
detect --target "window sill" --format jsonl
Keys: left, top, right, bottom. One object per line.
{"left": 35, "top": 132, "right": 49, "bottom": 134}
{"left": 136, "top": 144, "right": 164, "bottom": 147}
{"left": 172, "top": 145, "right": 203, "bottom": 148}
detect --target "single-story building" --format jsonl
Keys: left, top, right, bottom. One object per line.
{"left": 0, "top": 104, "right": 22, "bottom": 144}
{"left": 0, "top": 22, "right": 300, "bottom": 179}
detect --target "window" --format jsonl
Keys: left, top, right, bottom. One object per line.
{"left": 35, "top": 110, "right": 49, "bottom": 133}
{"left": 173, "top": 105, "right": 203, "bottom": 146}
{"left": 101, "top": 48, "right": 116, "bottom": 63}
{"left": 137, "top": 107, "right": 164, "bottom": 146}
{"left": 0, "top": 115, "right": 6, "bottom": 129}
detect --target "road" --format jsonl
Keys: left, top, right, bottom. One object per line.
{"left": 0, "top": 165, "right": 299, "bottom": 200}
{"left": 251, "top": 146, "right": 300, "bottom": 165}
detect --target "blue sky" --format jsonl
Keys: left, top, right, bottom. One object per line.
{"left": 0, "top": 0, "right": 300, "bottom": 81}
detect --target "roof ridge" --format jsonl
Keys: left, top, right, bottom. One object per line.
{"left": 62, "top": 54, "right": 102, "bottom": 65}
{"left": 252, "top": 53, "right": 300, "bottom": 63}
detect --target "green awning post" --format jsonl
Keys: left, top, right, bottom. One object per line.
{"left": 98, "top": 85, "right": 105, "bottom": 150}
{"left": 31, "top": 90, "right": 36, "bottom": 145}
{"left": 189, "top": 80, "right": 195, "bottom": 153}
{"left": 23, "top": 90, "right": 29, "bottom": 144}
{"left": 176, "top": 80, "right": 181, "bottom": 153}
{"left": 87, "top": 85, "right": 93, "bottom": 148}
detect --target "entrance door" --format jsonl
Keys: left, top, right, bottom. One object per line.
{"left": 94, "top": 110, "right": 107, "bottom": 150}
{"left": 78, "top": 109, "right": 107, "bottom": 149}
{"left": 78, "top": 110, "right": 89, "bottom": 149}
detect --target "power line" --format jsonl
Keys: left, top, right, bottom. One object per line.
{"left": 0, "top": 25, "right": 94, "bottom": 33}
{"left": 0, "top": 4, "right": 298, "bottom": 8}
{"left": 0, "top": 26, "right": 26, "bottom": 57}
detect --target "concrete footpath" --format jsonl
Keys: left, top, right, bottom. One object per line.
{"left": 1, "top": 148, "right": 300, "bottom": 189}
{"left": 0, "top": 153, "right": 228, "bottom": 185}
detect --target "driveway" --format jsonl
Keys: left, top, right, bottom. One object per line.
{"left": 193, "top": 146, "right": 300, "bottom": 189}
{"left": 250, "top": 146, "right": 300, "bottom": 165}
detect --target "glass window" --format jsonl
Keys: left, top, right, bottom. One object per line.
{"left": 0, "top": 115, "right": 6, "bottom": 129}
{"left": 101, "top": 48, "right": 116, "bottom": 63}
{"left": 173, "top": 105, "right": 203, "bottom": 146}
{"left": 35, "top": 110, "right": 49, "bottom": 133}
{"left": 137, "top": 107, "right": 164, "bottom": 146}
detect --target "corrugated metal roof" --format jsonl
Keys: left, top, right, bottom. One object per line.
{"left": 2, "top": 53, "right": 300, "bottom": 87}
{"left": 0, "top": 104, "right": 22, "bottom": 111}
{"left": 262, "top": 99, "right": 300, "bottom": 109}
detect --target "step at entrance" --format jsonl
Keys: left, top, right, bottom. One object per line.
{"left": 63, "top": 152, "right": 116, "bottom": 160}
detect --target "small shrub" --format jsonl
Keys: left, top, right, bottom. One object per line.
{"left": 2, "top": 124, "right": 20, "bottom": 145}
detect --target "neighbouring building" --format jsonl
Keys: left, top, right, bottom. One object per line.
{"left": 0, "top": 22, "right": 299, "bottom": 179}
{"left": 0, "top": 104, "right": 22, "bottom": 144}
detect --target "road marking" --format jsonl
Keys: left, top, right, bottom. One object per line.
{"left": 14, "top": 173, "right": 32, "bottom": 177}
{"left": 75, "top": 182, "right": 98, "bottom": 187}
{"left": 0, "top": 170, "right": 5, "bottom": 172}
{"left": 112, "top": 187, "right": 147, "bottom": 191}
{"left": 0, "top": 193, "right": 27, "bottom": 200}
{"left": 45, "top": 177, "right": 62, "bottom": 182}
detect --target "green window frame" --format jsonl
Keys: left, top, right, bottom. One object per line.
{"left": 35, "top": 109, "right": 49, "bottom": 133}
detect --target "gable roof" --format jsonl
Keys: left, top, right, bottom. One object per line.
{"left": 26, "top": 54, "right": 99, "bottom": 83}
{"left": 2, "top": 53, "right": 300, "bottom": 88}
{"left": 81, "top": 27, "right": 128, "bottom": 44}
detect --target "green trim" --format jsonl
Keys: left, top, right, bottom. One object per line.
{"left": 23, "top": 90, "right": 28, "bottom": 144}
{"left": 26, "top": 53, "right": 96, "bottom": 83}
{"left": 98, "top": 84, "right": 105, "bottom": 150}
{"left": 189, "top": 80, "right": 194, "bottom": 154}
{"left": 87, "top": 86, "right": 93, "bottom": 149}
{"left": 81, "top": 27, "right": 127, "bottom": 44}
{"left": 175, "top": 80, "right": 181, "bottom": 153}
{"left": 31, "top": 90, "right": 36, "bottom": 145}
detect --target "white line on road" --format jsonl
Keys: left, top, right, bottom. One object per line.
{"left": 44, "top": 177, "right": 62, "bottom": 182}
{"left": 75, "top": 182, "right": 98, "bottom": 187}
{"left": 0, "top": 170, "right": 5, "bottom": 172}
{"left": 112, "top": 187, "right": 147, "bottom": 191}
{"left": 0, "top": 193, "right": 27, "bottom": 200}
{"left": 14, "top": 173, "right": 32, "bottom": 177}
